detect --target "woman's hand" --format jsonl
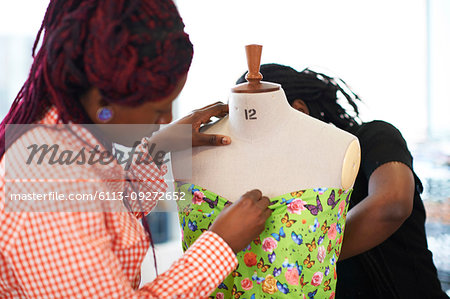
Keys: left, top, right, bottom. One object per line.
{"left": 209, "top": 189, "right": 272, "bottom": 254}
{"left": 147, "top": 102, "right": 230, "bottom": 155}
{"left": 176, "top": 101, "right": 231, "bottom": 146}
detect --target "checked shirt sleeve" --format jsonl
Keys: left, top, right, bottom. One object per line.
{"left": 139, "top": 231, "right": 238, "bottom": 298}
{"left": 0, "top": 210, "right": 237, "bottom": 298}
{"left": 123, "top": 138, "right": 169, "bottom": 218}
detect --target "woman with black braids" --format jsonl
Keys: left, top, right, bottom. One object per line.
{"left": 237, "top": 64, "right": 448, "bottom": 299}
{"left": 0, "top": 1, "right": 273, "bottom": 298}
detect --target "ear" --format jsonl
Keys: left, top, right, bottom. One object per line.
{"left": 79, "top": 88, "right": 109, "bottom": 124}
{"left": 291, "top": 99, "right": 310, "bottom": 115}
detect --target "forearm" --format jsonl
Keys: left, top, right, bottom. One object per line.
{"left": 6, "top": 211, "right": 236, "bottom": 299}
{"left": 338, "top": 195, "right": 408, "bottom": 261}
{"left": 125, "top": 140, "right": 169, "bottom": 217}
{"left": 145, "top": 124, "right": 192, "bottom": 159}
{"left": 140, "top": 231, "right": 237, "bottom": 298}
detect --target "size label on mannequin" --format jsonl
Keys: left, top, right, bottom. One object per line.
{"left": 244, "top": 109, "right": 257, "bottom": 120}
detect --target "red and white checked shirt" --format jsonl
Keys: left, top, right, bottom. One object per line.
{"left": 0, "top": 107, "right": 237, "bottom": 298}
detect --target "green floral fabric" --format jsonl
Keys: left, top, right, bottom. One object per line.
{"left": 176, "top": 182, "right": 351, "bottom": 299}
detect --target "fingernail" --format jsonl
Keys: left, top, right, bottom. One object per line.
{"left": 221, "top": 137, "right": 230, "bottom": 144}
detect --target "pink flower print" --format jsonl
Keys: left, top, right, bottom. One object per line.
{"left": 287, "top": 199, "right": 307, "bottom": 214}
{"left": 329, "top": 291, "right": 336, "bottom": 299}
{"left": 338, "top": 199, "right": 346, "bottom": 215}
{"left": 311, "top": 271, "right": 324, "bottom": 286}
{"left": 241, "top": 278, "right": 253, "bottom": 290}
{"left": 328, "top": 223, "right": 337, "bottom": 240}
{"left": 215, "top": 292, "right": 224, "bottom": 299}
{"left": 262, "top": 237, "right": 278, "bottom": 253}
{"left": 317, "top": 245, "right": 326, "bottom": 263}
{"left": 285, "top": 268, "right": 299, "bottom": 285}
{"left": 192, "top": 191, "right": 205, "bottom": 205}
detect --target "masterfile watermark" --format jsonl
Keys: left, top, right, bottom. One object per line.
{"left": 9, "top": 191, "right": 186, "bottom": 201}
{"left": 4, "top": 124, "right": 193, "bottom": 212}
{"left": 25, "top": 141, "right": 169, "bottom": 171}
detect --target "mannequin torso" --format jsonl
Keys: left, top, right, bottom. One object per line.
{"left": 172, "top": 87, "right": 360, "bottom": 201}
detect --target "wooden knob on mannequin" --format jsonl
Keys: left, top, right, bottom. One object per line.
{"left": 245, "top": 44, "right": 263, "bottom": 84}
{"left": 232, "top": 44, "right": 280, "bottom": 93}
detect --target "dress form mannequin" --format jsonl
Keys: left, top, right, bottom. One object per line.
{"left": 172, "top": 45, "right": 360, "bottom": 201}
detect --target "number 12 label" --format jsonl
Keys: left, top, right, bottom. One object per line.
{"left": 244, "top": 109, "right": 257, "bottom": 120}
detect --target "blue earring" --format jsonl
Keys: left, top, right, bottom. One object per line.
{"left": 96, "top": 106, "right": 114, "bottom": 123}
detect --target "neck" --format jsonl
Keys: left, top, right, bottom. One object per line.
{"left": 227, "top": 89, "right": 298, "bottom": 142}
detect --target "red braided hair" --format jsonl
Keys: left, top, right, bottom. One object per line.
{"left": 1, "top": 0, "right": 193, "bottom": 158}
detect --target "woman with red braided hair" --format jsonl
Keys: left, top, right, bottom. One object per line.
{"left": 0, "top": 1, "right": 272, "bottom": 298}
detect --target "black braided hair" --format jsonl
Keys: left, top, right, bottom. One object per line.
{"left": 236, "top": 63, "right": 362, "bottom": 132}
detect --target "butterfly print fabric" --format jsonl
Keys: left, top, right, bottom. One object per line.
{"left": 176, "top": 183, "right": 351, "bottom": 298}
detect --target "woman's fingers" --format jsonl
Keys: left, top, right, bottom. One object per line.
{"left": 263, "top": 207, "right": 273, "bottom": 218}
{"left": 209, "top": 189, "right": 272, "bottom": 253}
{"left": 241, "top": 189, "right": 263, "bottom": 202}
{"left": 190, "top": 102, "right": 230, "bottom": 146}
{"left": 197, "top": 101, "right": 226, "bottom": 112}
{"left": 192, "top": 133, "right": 231, "bottom": 146}
{"left": 258, "top": 196, "right": 271, "bottom": 210}
{"left": 194, "top": 103, "right": 229, "bottom": 124}
{"left": 173, "top": 102, "right": 230, "bottom": 147}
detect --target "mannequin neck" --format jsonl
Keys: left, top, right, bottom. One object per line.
{"left": 228, "top": 88, "right": 299, "bottom": 142}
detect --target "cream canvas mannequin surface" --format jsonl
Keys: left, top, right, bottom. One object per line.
{"left": 172, "top": 45, "right": 360, "bottom": 201}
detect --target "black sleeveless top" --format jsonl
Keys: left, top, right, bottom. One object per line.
{"left": 336, "top": 121, "right": 448, "bottom": 299}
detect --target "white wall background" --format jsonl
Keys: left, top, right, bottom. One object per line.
{"left": 0, "top": 0, "right": 50, "bottom": 116}
{"left": 428, "top": 0, "right": 450, "bottom": 139}
{"left": 175, "top": 0, "right": 434, "bottom": 143}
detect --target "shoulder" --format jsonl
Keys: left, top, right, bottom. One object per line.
{"left": 354, "top": 121, "right": 413, "bottom": 178}
{"left": 354, "top": 120, "right": 409, "bottom": 152}
{"left": 354, "top": 120, "right": 404, "bottom": 141}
